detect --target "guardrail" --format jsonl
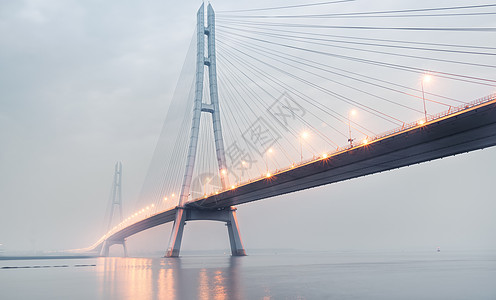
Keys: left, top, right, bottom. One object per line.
{"left": 220, "top": 93, "right": 496, "bottom": 195}
{"left": 371, "top": 93, "right": 496, "bottom": 142}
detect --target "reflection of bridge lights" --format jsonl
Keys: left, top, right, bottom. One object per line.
{"left": 221, "top": 169, "right": 227, "bottom": 175}
{"left": 151, "top": 204, "right": 154, "bottom": 207}
{"left": 171, "top": 193, "right": 175, "bottom": 197}
{"left": 164, "top": 197, "right": 168, "bottom": 201}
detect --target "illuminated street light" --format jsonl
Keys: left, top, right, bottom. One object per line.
{"left": 265, "top": 148, "right": 274, "bottom": 172}
{"left": 300, "top": 131, "right": 309, "bottom": 162}
{"left": 421, "top": 74, "right": 431, "bottom": 122}
{"left": 348, "top": 110, "right": 357, "bottom": 147}
{"left": 204, "top": 177, "right": 211, "bottom": 195}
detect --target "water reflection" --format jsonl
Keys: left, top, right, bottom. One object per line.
{"left": 98, "top": 256, "right": 243, "bottom": 300}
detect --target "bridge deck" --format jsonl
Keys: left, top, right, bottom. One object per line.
{"left": 100, "top": 97, "right": 496, "bottom": 245}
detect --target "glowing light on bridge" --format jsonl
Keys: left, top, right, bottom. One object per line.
{"left": 266, "top": 172, "right": 271, "bottom": 178}
{"left": 300, "top": 131, "right": 309, "bottom": 162}
{"left": 421, "top": 73, "right": 432, "bottom": 122}
{"left": 322, "top": 153, "right": 328, "bottom": 159}
{"left": 362, "top": 139, "right": 369, "bottom": 145}
{"left": 348, "top": 110, "right": 357, "bottom": 147}
{"left": 423, "top": 74, "right": 432, "bottom": 83}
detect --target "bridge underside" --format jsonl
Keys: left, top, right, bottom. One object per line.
{"left": 100, "top": 100, "right": 496, "bottom": 251}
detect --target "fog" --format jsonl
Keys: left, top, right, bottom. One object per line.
{"left": 0, "top": 0, "right": 495, "bottom": 255}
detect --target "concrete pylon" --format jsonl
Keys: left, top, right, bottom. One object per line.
{"left": 101, "top": 162, "right": 127, "bottom": 257}
{"left": 165, "top": 4, "right": 246, "bottom": 258}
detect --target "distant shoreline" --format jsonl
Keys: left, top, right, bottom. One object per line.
{"left": 0, "top": 255, "right": 97, "bottom": 261}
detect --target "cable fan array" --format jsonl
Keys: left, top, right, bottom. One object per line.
{"left": 105, "top": 1, "right": 495, "bottom": 236}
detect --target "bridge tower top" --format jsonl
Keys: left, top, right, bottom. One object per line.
{"left": 107, "top": 161, "right": 123, "bottom": 231}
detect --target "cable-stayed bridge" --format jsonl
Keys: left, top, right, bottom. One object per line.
{"left": 75, "top": 2, "right": 496, "bottom": 257}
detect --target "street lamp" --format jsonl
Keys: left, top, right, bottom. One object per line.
{"left": 265, "top": 148, "right": 273, "bottom": 172}
{"left": 204, "top": 177, "right": 211, "bottom": 195}
{"left": 421, "top": 74, "right": 431, "bottom": 122}
{"left": 300, "top": 131, "right": 309, "bottom": 162}
{"left": 348, "top": 109, "right": 357, "bottom": 147}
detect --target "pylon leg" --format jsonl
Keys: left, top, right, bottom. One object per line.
{"left": 122, "top": 241, "right": 128, "bottom": 257}
{"left": 165, "top": 208, "right": 187, "bottom": 257}
{"left": 226, "top": 207, "right": 246, "bottom": 256}
{"left": 100, "top": 241, "right": 110, "bottom": 257}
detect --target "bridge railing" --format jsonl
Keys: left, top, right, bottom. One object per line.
{"left": 369, "top": 93, "right": 496, "bottom": 143}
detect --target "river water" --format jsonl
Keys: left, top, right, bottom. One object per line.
{"left": 1, "top": 250, "right": 495, "bottom": 299}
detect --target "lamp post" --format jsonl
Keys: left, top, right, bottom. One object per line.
{"left": 348, "top": 110, "right": 356, "bottom": 147}
{"left": 300, "top": 131, "right": 309, "bottom": 162}
{"left": 421, "top": 74, "right": 431, "bottom": 122}
{"left": 203, "top": 177, "right": 211, "bottom": 196}
{"left": 265, "top": 148, "right": 273, "bottom": 172}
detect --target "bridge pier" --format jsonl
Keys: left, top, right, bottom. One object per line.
{"left": 165, "top": 206, "right": 246, "bottom": 257}
{"left": 100, "top": 239, "right": 128, "bottom": 257}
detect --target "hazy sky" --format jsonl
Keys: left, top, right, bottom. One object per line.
{"left": 0, "top": 0, "right": 495, "bottom": 255}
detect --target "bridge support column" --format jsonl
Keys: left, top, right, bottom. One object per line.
{"left": 100, "top": 239, "right": 128, "bottom": 257}
{"left": 165, "top": 208, "right": 187, "bottom": 257}
{"left": 165, "top": 3, "right": 246, "bottom": 257}
{"left": 226, "top": 208, "right": 246, "bottom": 256}
{"left": 165, "top": 206, "right": 246, "bottom": 257}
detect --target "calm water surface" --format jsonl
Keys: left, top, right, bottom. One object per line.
{"left": 1, "top": 250, "right": 495, "bottom": 299}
